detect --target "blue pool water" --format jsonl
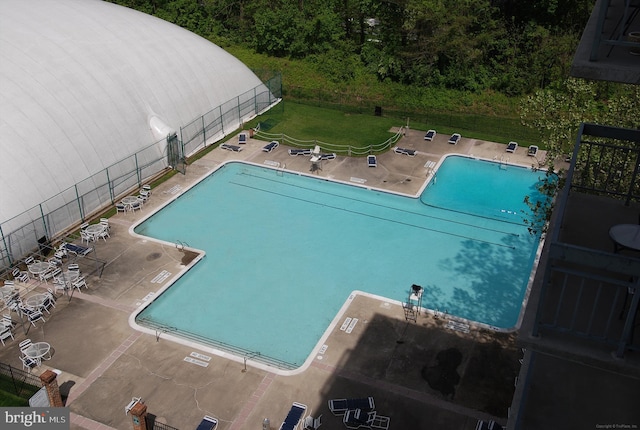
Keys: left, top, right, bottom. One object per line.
{"left": 134, "top": 156, "right": 546, "bottom": 368}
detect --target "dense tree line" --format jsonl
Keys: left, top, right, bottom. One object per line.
{"left": 110, "top": 0, "right": 592, "bottom": 96}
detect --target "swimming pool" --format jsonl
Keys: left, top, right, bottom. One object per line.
{"left": 132, "top": 156, "right": 545, "bottom": 370}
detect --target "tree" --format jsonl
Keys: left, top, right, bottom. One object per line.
{"left": 519, "top": 78, "right": 640, "bottom": 236}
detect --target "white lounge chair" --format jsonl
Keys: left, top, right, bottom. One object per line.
{"left": 506, "top": 141, "right": 518, "bottom": 153}
{"left": 448, "top": 133, "right": 461, "bottom": 144}
{"left": 528, "top": 145, "right": 538, "bottom": 156}
{"left": 263, "top": 141, "right": 279, "bottom": 152}
{"left": 370, "top": 415, "right": 390, "bottom": 430}
{"left": 196, "top": 415, "right": 218, "bottom": 430}
{"left": 221, "top": 144, "right": 242, "bottom": 152}
{"left": 367, "top": 155, "right": 377, "bottom": 167}
{"left": 279, "top": 402, "right": 307, "bottom": 430}
{"left": 424, "top": 129, "right": 436, "bottom": 141}
{"left": 328, "top": 397, "right": 375, "bottom": 416}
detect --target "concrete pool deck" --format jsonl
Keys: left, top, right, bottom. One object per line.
{"left": 1, "top": 129, "right": 555, "bottom": 429}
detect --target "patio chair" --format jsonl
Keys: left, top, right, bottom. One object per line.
{"left": 142, "top": 184, "right": 152, "bottom": 194}
{"left": 506, "top": 141, "right": 518, "bottom": 153}
{"left": 221, "top": 144, "right": 242, "bottom": 152}
{"left": 41, "top": 296, "right": 55, "bottom": 314}
{"left": 20, "top": 355, "right": 39, "bottom": 372}
{"left": 0, "top": 327, "right": 14, "bottom": 345}
{"left": 328, "top": 397, "right": 375, "bottom": 416}
{"left": 448, "top": 133, "right": 461, "bottom": 144}
{"left": 24, "top": 256, "right": 35, "bottom": 265}
{"left": 46, "top": 288, "right": 58, "bottom": 302}
{"left": 528, "top": 145, "right": 539, "bottom": 156}
{"left": 303, "top": 413, "right": 322, "bottom": 429}
{"left": 343, "top": 409, "right": 376, "bottom": 429}
{"left": 20, "top": 307, "right": 45, "bottom": 327}
{"left": 279, "top": 402, "right": 307, "bottom": 430}
{"left": 367, "top": 155, "right": 377, "bottom": 167}
{"left": 2, "top": 314, "right": 16, "bottom": 329}
{"left": 263, "top": 141, "right": 279, "bottom": 152}
{"left": 196, "top": 415, "right": 218, "bottom": 430}
{"left": 12, "top": 268, "right": 29, "bottom": 283}
{"left": 80, "top": 229, "right": 94, "bottom": 245}
{"left": 370, "top": 415, "right": 390, "bottom": 430}
{"left": 72, "top": 277, "right": 87, "bottom": 292}
{"left": 288, "top": 148, "right": 311, "bottom": 156}
{"left": 424, "top": 129, "right": 436, "bottom": 141}
{"left": 138, "top": 191, "right": 149, "bottom": 203}
{"left": 19, "top": 339, "right": 32, "bottom": 353}
{"left": 116, "top": 203, "right": 127, "bottom": 213}
{"left": 238, "top": 132, "right": 248, "bottom": 144}
{"left": 40, "top": 268, "right": 61, "bottom": 283}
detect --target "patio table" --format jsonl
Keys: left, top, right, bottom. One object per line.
{"left": 28, "top": 262, "right": 50, "bottom": 277}
{"left": 23, "top": 342, "right": 51, "bottom": 361}
{"left": 609, "top": 224, "right": 640, "bottom": 253}
{"left": 25, "top": 293, "right": 48, "bottom": 309}
{"left": 85, "top": 223, "right": 106, "bottom": 240}
{"left": 121, "top": 196, "right": 139, "bottom": 211}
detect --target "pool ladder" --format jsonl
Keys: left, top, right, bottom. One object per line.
{"left": 175, "top": 240, "right": 190, "bottom": 251}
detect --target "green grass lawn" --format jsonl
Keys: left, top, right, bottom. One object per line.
{"left": 246, "top": 101, "right": 541, "bottom": 150}
{"left": 246, "top": 102, "right": 399, "bottom": 148}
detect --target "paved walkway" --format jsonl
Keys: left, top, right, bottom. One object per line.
{"left": 0, "top": 129, "right": 556, "bottom": 430}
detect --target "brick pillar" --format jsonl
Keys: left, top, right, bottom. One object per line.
{"left": 39, "top": 369, "right": 64, "bottom": 407}
{"left": 130, "top": 401, "right": 148, "bottom": 430}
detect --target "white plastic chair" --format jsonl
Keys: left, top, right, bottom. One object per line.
{"left": 20, "top": 355, "right": 39, "bottom": 372}
{"left": 72, "top": 277, "right": 87, "bottom": 292}
{"left": 19, "top": 339, "right": 32, "bottom": 353}
{"left": 0, "top": 327, "right": 14, "bottom": 345}
{"left": 12, "top": 268, "right": 29, "bottom": 283}
{"left": 80, "top": 230, "right": 94, "bottom": 245}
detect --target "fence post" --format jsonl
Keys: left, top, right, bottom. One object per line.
{"left": 39, "top": 369, "right": 63, "bottom": 407}
{"left": 130, "top": 401, "right": 148, "bottom": 430}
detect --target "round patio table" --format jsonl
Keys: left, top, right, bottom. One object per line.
{"left": 23, "top": 342, "right": 51, "bottom": 361}
{"left": 85, "top": 223, "right": 106, "bottom": 239}
{"left": 25, "top": 293, "right": 48, "bottom": 309}
{"left": 121, "top": 196, "right": 139, "bottom": 211}
{"left": 609, "top": 224, "right": 640, "bottom": 253}
{"left": 28, "top": 262, "right": 50, "bottom": 277}
{"left": 0, "top": 285, "right": 15, "bottom": 299}
{"left": 61, "top": 270, "right": 79, "bottom": 286}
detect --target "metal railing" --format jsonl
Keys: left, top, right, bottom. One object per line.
{"left": 137, "top": 317, "right": 297, "bottom": 370}
{"left": 531, "top": 123, "right": 640, "bottom": 358}
{"left": 0, "top": 362, "right": 43, "bottom": 399}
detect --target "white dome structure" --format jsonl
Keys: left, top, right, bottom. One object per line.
{"left": 0, "top": 0, "right": 276, "bottom": 261}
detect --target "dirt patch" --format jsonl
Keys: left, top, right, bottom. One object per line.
{"left": 181, "top": 250, "right": 199, "bottom": 265}
{"left": 146, "top": 252, "right": 162, "bottom": 261}
{"left": 422, "top": 347, "right": 463, "bottom": 399}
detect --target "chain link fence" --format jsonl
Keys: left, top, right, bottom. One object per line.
{"left": 1, "top": 74, "right": 281, "bottom": 270}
